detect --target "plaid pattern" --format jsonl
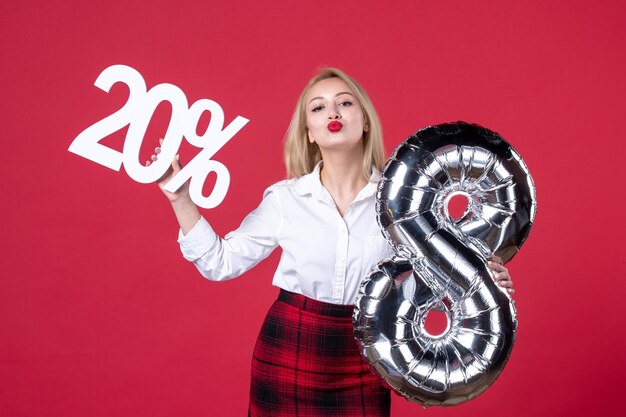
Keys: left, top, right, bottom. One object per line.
{"left": 249, "top": 290, "right": 390, "bottom": 416}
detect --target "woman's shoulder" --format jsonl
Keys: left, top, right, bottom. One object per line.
{"left": 262, "top": 177, "right": 298, "bottom": 198}
{"left": 263, "top": 172, "right": 316, "bottom": 198}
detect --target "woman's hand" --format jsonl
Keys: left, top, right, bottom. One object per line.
{"left": 488, "top": 255, "right": 515, "bottom": 295}
{"left": 145, "top": 138, "right": 189, "bottom": 204}
{"left": 146, "top": 139, "right": 201, "bottom": 235}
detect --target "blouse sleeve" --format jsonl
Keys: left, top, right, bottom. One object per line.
{"left": 177, "top": 186, "right": 283, "bottom": 281}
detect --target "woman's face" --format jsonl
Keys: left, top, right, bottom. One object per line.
{"left": 305, "top": 77, "right": 368, "bottom": 155}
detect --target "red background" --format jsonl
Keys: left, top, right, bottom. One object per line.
{"left": 2, "top": 1, "right": 625, "bottom": 416}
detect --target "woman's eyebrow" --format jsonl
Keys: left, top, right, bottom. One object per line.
{"left": 308, "top": 91, "right": 354, "bottom": 104}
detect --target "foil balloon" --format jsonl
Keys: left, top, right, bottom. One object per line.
{"left": 353, "top": 122, "right": 536, "bottom": 407}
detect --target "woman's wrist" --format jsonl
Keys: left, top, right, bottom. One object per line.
{"left": 170, "top": 192, "right": 193, "bottom": 208}
{"left": 170, "top": 193, "right": 201, "bottom": 235}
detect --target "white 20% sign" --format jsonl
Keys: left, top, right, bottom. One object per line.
{"left": 68, "top": 64, "right": 249, "bottom": 208}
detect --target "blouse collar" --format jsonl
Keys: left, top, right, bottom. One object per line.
{"left": 293, "top": 161, "right": 381, "bottom": 205}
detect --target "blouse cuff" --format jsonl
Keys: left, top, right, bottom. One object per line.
{"left": 177, "top": 217, "right": 219, "bottom": 261}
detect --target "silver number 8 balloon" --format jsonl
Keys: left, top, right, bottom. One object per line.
{"left": 353, "top": 122, "right": 537, "bottom": 407}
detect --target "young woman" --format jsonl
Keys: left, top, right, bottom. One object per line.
{"left": 149, "top": 68, "right": 514, "bottom": 416}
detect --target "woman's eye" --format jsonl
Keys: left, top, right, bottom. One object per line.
{"left": 339, "top": 100, "right": 353, "bottom": 107}
{"left": 311, "top": 105, "right": 323, "bottom": 112}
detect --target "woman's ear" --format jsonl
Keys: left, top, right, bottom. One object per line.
{"left": 308, "top": 130, "right": 315, "bottom": 143}
{"left": 364, "top": 122, "right": 369, "bottom": 133}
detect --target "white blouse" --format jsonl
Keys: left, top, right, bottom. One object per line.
{"left": 177, "top": 163, "right": 393, "bottom": 305}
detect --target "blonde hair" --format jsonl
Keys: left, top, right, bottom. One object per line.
{"left": 284, "top": 68, "right": 385, "bottom": 179}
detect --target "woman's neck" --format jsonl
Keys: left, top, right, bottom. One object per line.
{"left": 319, "top": 150, "right": 369, "bottom": 216}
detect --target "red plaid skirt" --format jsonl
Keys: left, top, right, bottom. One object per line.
{"left": 249, "top": 290, "right": 390, "bottom": 416}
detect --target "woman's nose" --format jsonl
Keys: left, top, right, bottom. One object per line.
{"left": 328, "top": 108, "right": 341, "bottom": 119}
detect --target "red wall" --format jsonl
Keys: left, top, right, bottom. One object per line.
{"left": 2, "top": 1, "right": 624, "bottom": 416}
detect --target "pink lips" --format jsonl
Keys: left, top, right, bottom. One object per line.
{"left": 327, "top": 121, "right": 343, "bottom": 132}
